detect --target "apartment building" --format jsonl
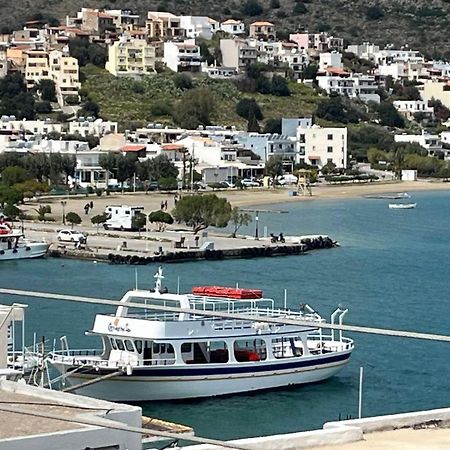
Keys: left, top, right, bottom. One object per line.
{"left": 420, "top": 80, "right": 450, "bottom": 109}
{"left": 79, "top": 8, "right": 116, "bottom": 36}
{"left": 49, "top": 49, "right": 81, "bottom": 101}
{"left": 163, "top": 40, "right": 202, "bottom": 73}
{"left": 298, "top": 126, "right": 348, "bottom": 168}
{"left": 393, "top": 100, "right": 434, "bottom": 120}
{"left": 105, "top": 9, "right": 140, "bottom": 31}
{"left": 220, "top": 38, "right": 257, "bottom": 71}
{"left": 146, "top": 12, "right": 184, "bottom": 40}
{"left": 316, "top": 70, "right": 380, "bottom": 103}
{"left": 289, "top": 32, "right": 343, "bottom": 53}
{"left": 395, "top": 131, "right": 443, "bottom": 157}
{"left": 249, "top": 21, "right": 276, "bottom": 41}
{"left": 106, "top": 35, "right": 157, "bottom": 77}
{"left": 24, "top": 49, "right": 50, "bottom": 89}
{"left": 346, "top": 43, "right": 380, "bottom": 62}
{"left": 319, "top": 51, "right": 343, "bottom": 72}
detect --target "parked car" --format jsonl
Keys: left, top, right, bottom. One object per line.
{"left": 277, "top": 174, "right": 298, "bottom": 185}
{"left": 241, "top": 178, "right": 260, "bottom": 187}
{"left": 57, "top": 229, "right": 86, "bottom": 243}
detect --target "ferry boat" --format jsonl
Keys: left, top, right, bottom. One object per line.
{"left": 0, "top": 222, "right": 49, "bottom": 261}
{"left": 48, "top": 268, "right": 354, "bottom": 401}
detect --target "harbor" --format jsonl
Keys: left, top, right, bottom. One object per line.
{"left": 2, "top": 190, "right": 450, "bottom": 445}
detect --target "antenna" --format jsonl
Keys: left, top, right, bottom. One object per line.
{"left": 135, "top": 268, "right": 138, "bottom": 290}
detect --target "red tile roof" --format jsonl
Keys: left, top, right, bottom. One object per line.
{"left": 121, "top": 144, "right": 146, "bottom": 152}
{"left": 162, "top": 144, "right": 184, "bottom": 151}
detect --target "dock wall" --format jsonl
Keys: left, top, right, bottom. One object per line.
{"left": 48, "top": 236, "right": 337, "bottom": 265}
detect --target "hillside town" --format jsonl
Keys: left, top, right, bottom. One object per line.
{"left": 0, "top": 7, "right": 449, "bottom": 191}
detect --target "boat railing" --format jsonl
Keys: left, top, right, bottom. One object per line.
{"left": 308, "top": 334, "right": 354, "bottom": 352}
{"left": 50, "top": 350, "right": 176, "bottom": 368}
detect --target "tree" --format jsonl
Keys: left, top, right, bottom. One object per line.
{"left": 78, "top": 100, "right": 100, "bottom": 118}
{"left": 241, "top": 0, "right": 263, "bottom": 16}
{"left": 366, "top": 5, "right": 384, "bottom": 21}
{"left": 236, "top": 98, "right": 263, "bottom": 121}
{"left": 377, "top": 102, "right": 405, "bottom": 127}
{"left": 158, "top": 177, "right": 178, "bottom": 190}
{"left": 91, "top": 212, "right": 108, "bottom": 233}
{"left": 263, "top": 118, "right": 282, "bottom": 134}
{"left": 61, "top": 155, "right": 77, "bottom": 186}
{"left": 293, "top": 3, "right": 307, "bottom": 14}
{"left": 0, "top": 185, "right": 22, "bottom": 207}
{"left": 35, "top": 79, "right": 56, "bottom": 102}
{"left": 173, "top": 87, "right": 215, "bottom": 129}
{"left": 173, "top": 73, "right": 193, "bottom": 90}
{"left": 116, "top": 153, "right": 138, "bottom": 187}
{"left": 14, "top": 179, "right": 49, "bottom": 199}
{"left": 392, "top": 149, "right": 406, "bottom": 180}
{"left": 230, "top": 207, "right": 251, "bottom": 238}
{"left": 148, "top": 210, "right": 174, "bottom": 231}
{"left": 270, "top": 0, "right": 280, "bottom": 8}
{"left": 1, "top": 166, "right": 28, "bottom": 186}
{"left": 270, "top": 75, "right": 290, "bottom": 96}
{"left": 173, "top": 194, "right": 232, "bottom": 234}
{"left": 131, "top": 212, "right": 147, "bottom": 235}
{"left": 302, "top": 63, "right": 318, "bottom": 81}
{"left": 66, "top": 211, "right": 82, "bottom": 229}
{"left": 99, "top": 152, "right": 117, "bottom": 190}
{"left": 316, "top": 94, "right": 362, "bottom": 124}
{"left": 34, "top": 205, "right": 51, "bottom": 222}
{"left": 429, "top": 99, "right": 450, "bottom": 121}
{"left": 265, "top": 155, "right": 284, "bottom": 185}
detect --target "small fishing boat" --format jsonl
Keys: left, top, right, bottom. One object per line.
{"left": 48, "top": 267, "right": 354, "bottom": 402}
{"left": 388, "top": 203, "right": 417, "bottom": 209}
{"left": 366, "top": 192, "right": 411, "bottom": 200}
{"left": 0, "top": 222, "right": 49, "bottom": 261}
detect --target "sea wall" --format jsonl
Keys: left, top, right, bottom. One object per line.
{"left": 48, "top": 236, "right": 337, "bottom": 265}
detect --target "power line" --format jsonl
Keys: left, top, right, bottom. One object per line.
{"left": 1, "top": 287, "right": 450, "bottom": 343}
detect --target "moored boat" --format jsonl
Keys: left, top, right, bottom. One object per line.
{"left": 0, "top": 222, "right": 49, "bottom": 261}
{"left": 388, "top": 203, "right": 417, "bottom": 209}
{"left": 48, "top": 267, "right": 354, "bottom": 402}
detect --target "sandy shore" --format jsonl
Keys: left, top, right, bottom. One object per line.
{"left": 23, "top": 180, "right": 450, "bottom": 225}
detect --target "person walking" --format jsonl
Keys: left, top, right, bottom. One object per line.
{"left": 164, "top": 200, "right": 168, "bottom": 211}
{"left": 89, "top": 200, "right": 94, "bottom": 210}
{"left": 84, "top": 203, "right": 90, "bottom": 215}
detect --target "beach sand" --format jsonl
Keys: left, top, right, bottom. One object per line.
{"left": 25, "top": 180, "right": 450, "bottom": 224}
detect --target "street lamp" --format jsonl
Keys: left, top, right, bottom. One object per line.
{"left": 60, "top": 200, "right": 67, "bottom": 225}
{"left": 255, "top": 210, "right": 259, "bottom": 240}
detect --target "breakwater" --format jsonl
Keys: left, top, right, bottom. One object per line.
{"left": 48, "top": 235, "right": 337, "bottom": 265}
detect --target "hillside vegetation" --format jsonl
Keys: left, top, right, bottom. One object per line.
{"left": 1, "top": 0, "right": 450, "bottom": 57}
{"left": 80, "top": 65, "right": 322, "bottom": 131}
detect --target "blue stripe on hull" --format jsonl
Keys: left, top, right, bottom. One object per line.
{"left": 68, "top": 352, "right": 351, "bottom": 378}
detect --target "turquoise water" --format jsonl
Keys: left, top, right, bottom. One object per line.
{"left": 1, "top": 190, "right": 450, "bottom": 440}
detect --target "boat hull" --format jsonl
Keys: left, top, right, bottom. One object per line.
{"left": 0, "top": 243, "right": 49, "bottom": 261}
{"left": 52, "top": 351, "right": 352, "bottom": 401}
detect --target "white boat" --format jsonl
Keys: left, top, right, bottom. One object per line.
{"left": 0, "top": 223, "right": 49, "bottom": 260}
{"left": 388, "top": 203, "right": 417, "bottom": 209}
{"left": 48, "top": 268, "right": 354, "bottom": 402}
{"left": 365, "top": 192, "right": 411, "bottom": 200}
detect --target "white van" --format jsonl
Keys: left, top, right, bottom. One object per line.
{"left": 104, "top": 205, "right": 145, "bottom": 231}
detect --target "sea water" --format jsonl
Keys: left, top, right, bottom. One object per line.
{"left": 1, "top": 190, "right": 450, "bottom": 440}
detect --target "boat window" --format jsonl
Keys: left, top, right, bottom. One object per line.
{"left": 166, "top": 344, "right": 174, "bottom": 354}
{"left": 183, "top": 341, "right": 228, "bottom": 364}
{"left": 110, "top": 338, "right": 117, "bottom": 350}
{"left": 234, "top": 339, "right": 266, "bottom": 362}
{"left": 153, "top": 343, "right": 160, "bottom": 353}
{"left": 272, "top": 337, "right": 300, "bottom": 359}
{"left": 134, "top": 340, "right": 143, "bottom": 354}
{"left": 160, "top": 344, "right": 166, "bottom": 353}
{"left": 116, "top": 339, "right": 125, "bottom": 351}
{"left": 125, "top": 340, "right": 134, "bottom": 352}
{"left": 181, "top": 343, "right": 192, "bottom": 353}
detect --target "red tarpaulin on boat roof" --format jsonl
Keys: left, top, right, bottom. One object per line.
{"left": 192, "top": 286, "right": 263, "bottom": 299}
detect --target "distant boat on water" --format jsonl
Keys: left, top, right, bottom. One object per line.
{"left": 365, "top": 192, "right": 411, "bottom": 200}
{"left": 388, "top": 203, "right": 417, "bottom": 210}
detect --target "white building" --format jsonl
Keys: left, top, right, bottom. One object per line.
{"left": 69, "top": 118, "right": 118, "bottom": 137}
{"left": 179, "top": 16, "right": 217, "bottom": 39}
{"left": 395, "top": 131, "right": 444, "bottom": 157}
{"left": 0, "top": 117, "right": 64, "bottom": 135}
{"left": 163, "top": 39, "right": 202, "bottom": 73}
{"left": 346, "top": 43, "right": 380, "bottom": 62}
{"left": 316, "top": 70, "right": 380, "bottom": 103}
{"left": 49, "top": 48, "right": 81, "bottom": 102}
{"left": 220, "top": 19, "right": 245, "bottom": 35}
{"left": 441, "top": 131, "right": 450, "bottom": 145}
{"left": 202, "top": 65, "right": 238, "bottom": 79}
{"left": 319, "top": 51, "right": 343, "bottom": 72}
{"left": 393, "top": 100, "right": 434, "bottom": 120}
{"left": 104, "top": 9, "right": 140, "bottom": 31}
{"left": 298, "top": 125, "right": 348, "bottom": 169}
{"left": 281, "top": 117, "right": 313, "bottom": 137}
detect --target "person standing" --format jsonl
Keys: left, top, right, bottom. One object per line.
{"left": 89, "top": 200, "right": 94, "bottom": 210}
{"left": 84, "top": 203, "right": 90, "bottom": 215}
